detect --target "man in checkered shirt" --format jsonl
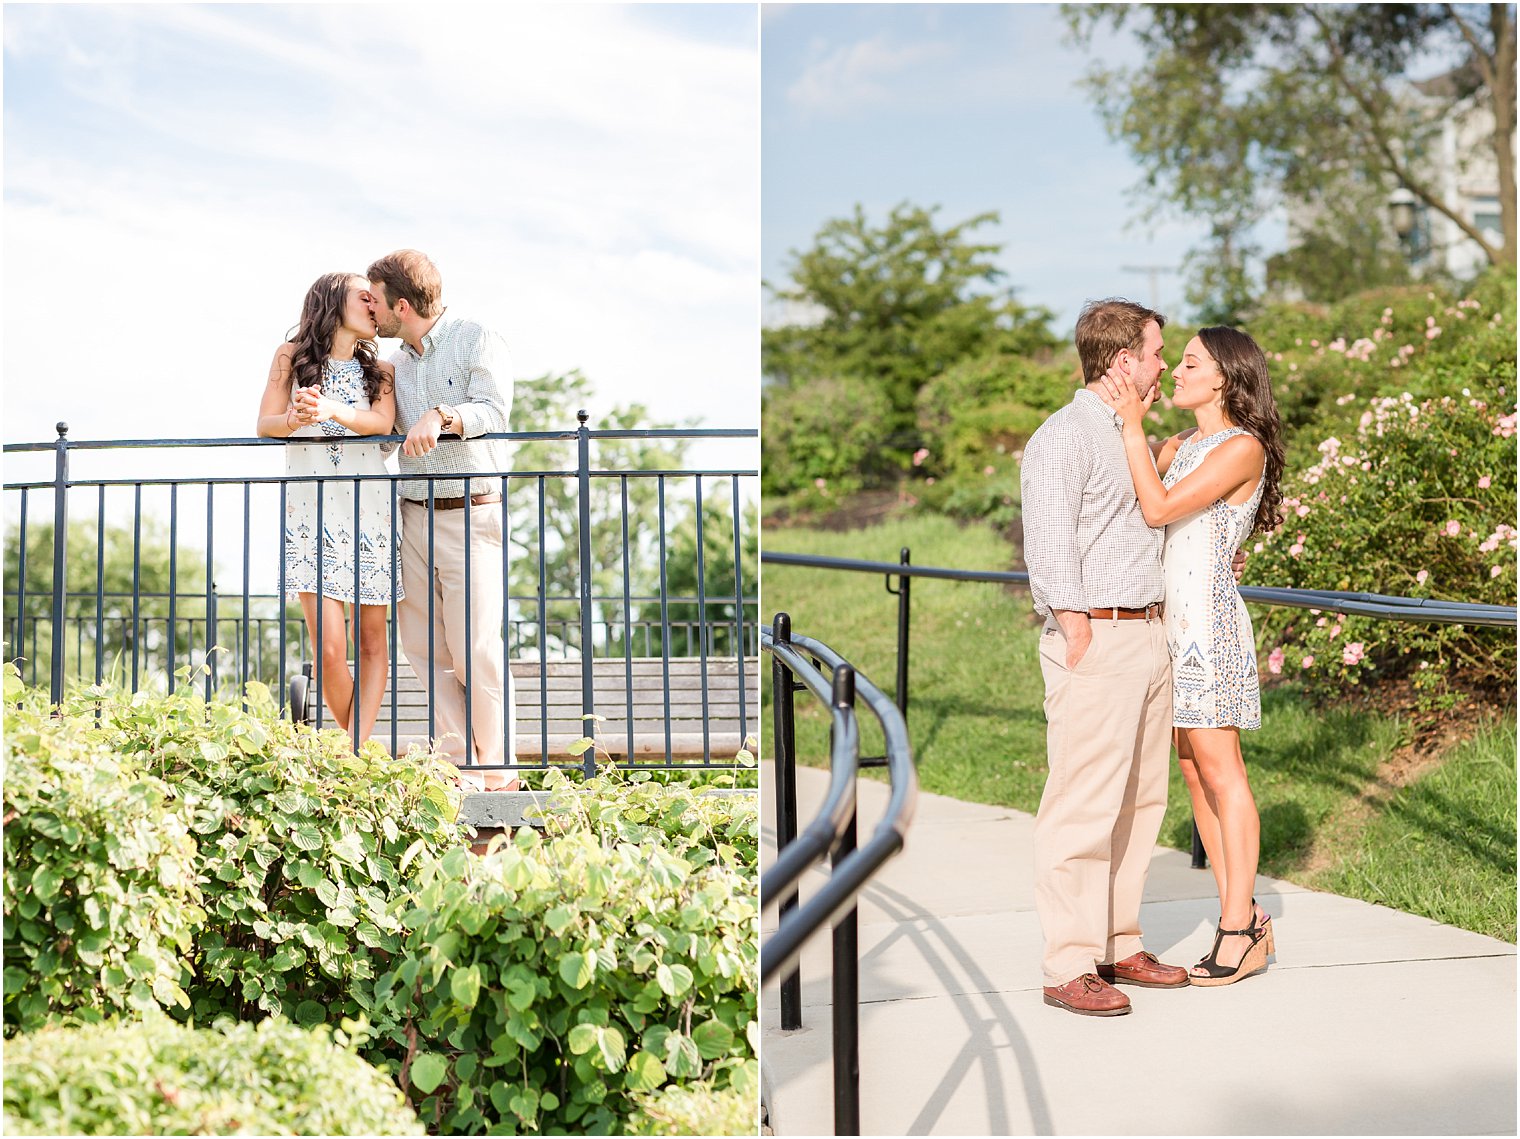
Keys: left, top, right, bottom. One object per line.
{"left": 368, "top": 250, "right": 517, "bottom": 792}
{"left": 1019, "top": 297, "right": 1190, "bottom": 1016}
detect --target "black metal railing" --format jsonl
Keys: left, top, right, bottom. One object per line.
{"left": 3, "top": 416, "right": 758, "bottom": 777}
{"left": 762, "top": 546, "right": 1517, "bottom": 865}
{"left": 761, "top": 613, "right": 917, "bottom": 1137}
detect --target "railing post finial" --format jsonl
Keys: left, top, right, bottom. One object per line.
{"left": 56, "top": 422, "right": 69, "bottom": 439}
{"left": 576, "top": 409, "right": 589, "bottom": 427}
{"left": 832, "top": 663, "right": 855, "bottom": 709}
{"left": 772, "top": 611, "right": 791, "bottom": 644}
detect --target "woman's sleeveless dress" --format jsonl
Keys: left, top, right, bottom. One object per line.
{"left": 283, "top": 358, "right": 403, "bottom": 605}
{"left": 1162, "top": 427, "right": 1264, "bottom": 730}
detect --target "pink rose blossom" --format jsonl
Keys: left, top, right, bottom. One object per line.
{"left": 1296, "top": 505, "right": 1311, "bottom": 518}
{"left": 984, "top": 465, "right": 996, "bottom": 476}
{"left": 1267, "top": 648, "right": 1284, "bottom": 675}
{"left": 1479, "top": 475, "right": 1492, "bottom": 489}
{"left": 1342, "top": 642, "right": 1365, "bottom": 666}
{"left": 1444, "top": 520, "right": 1461, "bottom": 538}
{"left": 1316, "top": 617, "right": 1328, "bottom": 627}
{"left": 1493, "top": 565, "right": 1503, "bottom": 579}
{"left": 1288, "top": 542, "right": 1304, "bottom": 558}
{"left": 912, "top": 448, "right": 929, "bottom": 467}
{"left": 1301, "top": 655, "right": 1315, "bottom": 669}
{"left": 814, "top": 478, "right": 827, "bottom": 490}
{"left": 1416, "top": 569, "right": 1428, "bottom": 585}
{"left": 1330, "top": 624, "right": 1342, "bottom": 638}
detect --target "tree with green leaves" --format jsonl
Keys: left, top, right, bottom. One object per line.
{"left": 763, "top": 203, "right": 1058, "bottom": 487}
{"left": 1067, "top": 4, "right": 1516, "bottom": 318}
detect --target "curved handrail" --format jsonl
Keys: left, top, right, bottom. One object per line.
{"left": 758, "top": 634, "right": 859, "bottom": 909}
{"left": 761, "top": 629, "right": 917, "bottom": 985}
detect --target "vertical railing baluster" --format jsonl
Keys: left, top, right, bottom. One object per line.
{"left": 205, "top": 485, "right": 216, "bottom": 701}
{"left": 657, "top": 475, "right": 671, "bottom": 761}
{"left": 575, "top": 412, "right": 596, "bottom": 779}
{"left": 94, "top": 486, "right": 105, "bottom": 688}
{"left": 49, "top": 423, "right": 70, "bottom": 705}
{"left": 463, "top": 474, "right": 474, "bottom": 779}
{"left": 390, "top": 475, "right": 399, "bottom": 759}
{"left": 14, "top": 488, "right": 29, "bottom": 674}
{"left": 621, "top": 475, "right": 634, "bottom": 763}
{"left": 694, "top": 475, "right": 710, "bottom": 763}
{"left": 315, "top": 476, "right": 325, "bottom": 731}
{"left": 772, "top": 612, "right": 802, "bottom": 1031}
{"left": 168, "top": 483, "right": 178, "bottom": 695}
{"left": 131, "top": 485, "right": 141, "bottom": 692}
{"left": 536, "top": 475, "right": 548, "bottom": 768}
{"left": 502, "top": 476, "right": 513, "bottom": 778}
{"left": 241, "top": 482, "right": 251, "bottom": 708}
{"left": 353, "top": 473, "right": 362, "bottom": 752}
{"left": 731, "top": 475, "right": 747, "bottom": 750}
{"left": 831, "top": 666, "right": 861, "bottom": 1137}
{"left": 278, "top": 479, "right": 288, "bottom": 716}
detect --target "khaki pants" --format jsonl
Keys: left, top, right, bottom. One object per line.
{"left": 1034, "top": 616, "right": 1172, "bottom": 987}
{"left": 398, "top": 500, "right": 515, "bottom": 789}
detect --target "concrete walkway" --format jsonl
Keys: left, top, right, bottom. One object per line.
{"left": 761, "top": 764, "right": 1517, "bottom": 1136}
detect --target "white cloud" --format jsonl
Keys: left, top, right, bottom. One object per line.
{"left": 786, "top": 33, "right": 948, "bottom": 116}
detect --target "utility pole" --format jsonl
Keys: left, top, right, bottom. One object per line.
{"left": 1121, "top": 264, "right": 1177, "bottom": 312}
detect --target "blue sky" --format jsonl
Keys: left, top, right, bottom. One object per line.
{"left": 762, "top": 3, "right": 1282, "bottom": 334}
{"left": 4, "top": 4, "right": 759, "bottom": 459}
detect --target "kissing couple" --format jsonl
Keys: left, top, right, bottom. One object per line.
{"left": 1021, "top": 297, "right": 1287, "bottom": 1015}
{"left": 254, "top": 250, "right": 520, "bottom": 792}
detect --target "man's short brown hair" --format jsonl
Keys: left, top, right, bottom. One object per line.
{"left": 1074, "top": 298, "right": 1165, "bottom": 384}
{"left": 367, "top": 249, "right": 442, "bottom": 319}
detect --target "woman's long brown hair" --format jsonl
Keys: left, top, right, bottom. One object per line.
{"left": 287, "top": 272, "right": 388, "bottom": 403}
{"left": 1199, "top": 325, "right": 1285, "bottom": 537}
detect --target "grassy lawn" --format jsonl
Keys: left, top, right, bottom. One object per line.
{"left": 764, "top": 514, "right": 1517, "bottom": 943}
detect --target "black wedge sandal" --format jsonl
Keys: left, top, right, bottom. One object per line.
{"left": 1189, "top": 919, "right": 1271, "bottom": 988}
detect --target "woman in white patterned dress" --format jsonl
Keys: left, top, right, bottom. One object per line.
{"left": 1101, "top": 327, "right": 1285, "bottom": 987}
{"left": 256, "top": 272, "right": 402, "bottom": 749}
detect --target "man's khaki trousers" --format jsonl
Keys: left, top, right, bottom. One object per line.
{"left": 1034, "top": 615, "right": 1172, "bottom": 987}
{"left": 399, "top": 500, "right": 515, "bottom": 790}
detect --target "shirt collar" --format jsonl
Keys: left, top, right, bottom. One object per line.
{"left": 401, "top": 308, "right": 452, "bottom": 359}
{"left": 1073, "top": 387, "right": 1123, "bottom": 431}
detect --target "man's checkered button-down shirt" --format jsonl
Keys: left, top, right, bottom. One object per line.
{"left": 390, "top": 313, "right": 513, "bottom": 501}
{"left": 1019, "top": 389, "right": 1165, "bottom": 619}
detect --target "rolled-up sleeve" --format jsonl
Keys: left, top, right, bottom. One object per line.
{"left": 457, "top": 325, "right": 512, "bottom": 437}
{"left": 1020, "top": 422, "right": 1091, "bottom": 617}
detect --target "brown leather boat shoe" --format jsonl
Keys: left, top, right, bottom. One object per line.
{"left": 1042, "top": 972, "right": 1132, "bottom": 1016}
{"left": 1097, "top": 950, "right": 1189, "bottom": 989}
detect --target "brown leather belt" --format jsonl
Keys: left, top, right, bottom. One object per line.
{"left": 1089, "top": 604, "right": 1164, "bottom": 620}
{"left": 404, "top": 492, "right": 501, "bottom": 511}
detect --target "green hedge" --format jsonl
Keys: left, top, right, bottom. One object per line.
{"left": 360, "top": 821, "right": 758, "bottom": 1135}
{"left": 3, "top": 666, "right": 204, "bottom": 1032}
{"left": 3, "top": 1012, "right": 422, "bottom": 1135}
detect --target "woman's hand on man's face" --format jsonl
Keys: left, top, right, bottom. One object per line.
{"left": 1096, "top": 368, "right": 1152, "bottom": 424}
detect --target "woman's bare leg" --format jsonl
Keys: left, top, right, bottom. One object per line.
{"left": 350, "top": 604, "right": 390, "bottom": 747}
{"left": 298, "top": 593, "right": 353, "bottom": 732}
{"left": 1176, "top": 727, "right": 1230, "bottom": 908}
{"left": 1187, "top": 725, "right": 1261, "bottom": 972}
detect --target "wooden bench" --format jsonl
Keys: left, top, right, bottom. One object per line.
{"left": 292, "top": 656, "right": 760, "bottom": 761}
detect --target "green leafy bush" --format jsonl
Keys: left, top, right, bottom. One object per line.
{"left": 762, "top": 373, "right": 894, "bottom": 504}
{"left": 4, "top": 669, "right": 468, "bottom": 1034}
{"left": 360, "top": 810, "right": 758, "bottom": 1135}
{"left": 533, "top": 766, "right": 759, "bottom": 871}
{"left": 629, "top": 1080, "right": 758, "bottom": 1136}
{"left": 3, "top": 666, "right": 204, "bottom": 1033}
{"left": 1247, "top": 390, "right": 1515, "bottom": 696}
{"left": 93, "top": 675, "right": 469, "bottom": 1029}
{"left": 3, "top": 1011, "right": 422, "bottom": 1135}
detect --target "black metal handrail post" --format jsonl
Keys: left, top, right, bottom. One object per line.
{"left": 829, "top": 663, "right": 861, "bottom": 1137}
{"left": 889, "top": 546, "right": 910, "bottom": 717}
{"left": 576, "top": 410, "right": 597, "bottom": 778}
{"left": 771, "top": 612, "right": 803, "bottom": 1031}
{"left": 49, "top": 423, "right": 70, "bottom": 704}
